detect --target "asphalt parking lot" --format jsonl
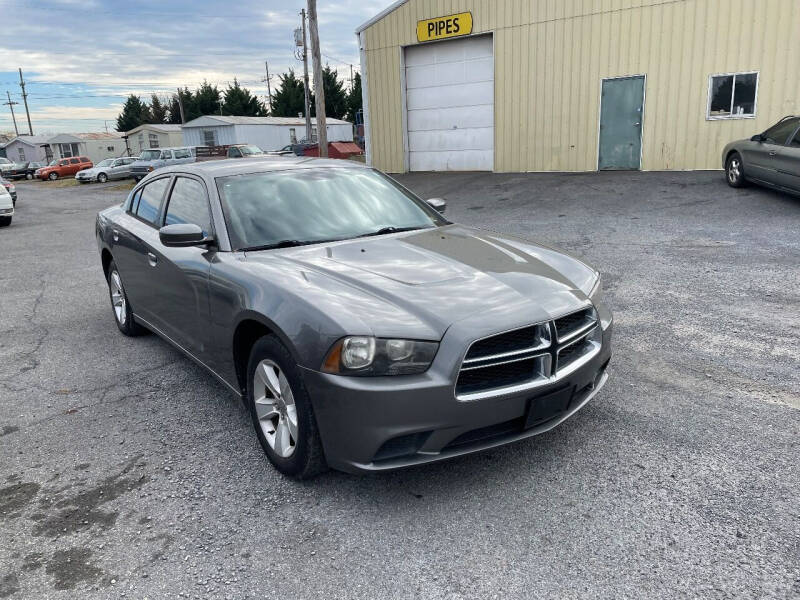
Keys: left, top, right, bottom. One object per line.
{"left": 1, "top": 171, "right": 798, "bottom": 599}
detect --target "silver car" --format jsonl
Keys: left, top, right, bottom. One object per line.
{"left": 723, "top": 115, "right": 800, "bottom": 193}
{"left": 131, "top": 147, "right": 196, "bottom": 181}
{"left": 76, "top": 157, "right": 138, "bottom": 183}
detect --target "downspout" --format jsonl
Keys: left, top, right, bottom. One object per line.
{"left": 358, "top": 30, "right": 371, "bottom": 166}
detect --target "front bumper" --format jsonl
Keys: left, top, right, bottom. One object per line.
{"left": 75, "top": 171, "right": 94, "bottom": 181}
{"left": 302, "top": 315, "right": 613, "bottom": 474}
{"left": 0, "top": 206, "right": 14, "bottom": 217}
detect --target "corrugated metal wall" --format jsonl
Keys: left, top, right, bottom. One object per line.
{"left": 361, "top": 0, "right": 800, "bottom": 172}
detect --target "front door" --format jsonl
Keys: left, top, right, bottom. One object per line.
{"left": 774, "top": 125, "right": 800, "bottom": 191}
{"left": 599, "top": 76, "right": 645, "bottom": 170}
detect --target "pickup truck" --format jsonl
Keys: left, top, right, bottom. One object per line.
{"left": 131, "top": 145, "right": 273, "bottom": 181}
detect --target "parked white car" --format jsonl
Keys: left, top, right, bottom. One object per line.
{"left": 76, "top": 157, "right": 138, "bottom": 184}
{"left": 0, "top": 185, "right": 13, "bottom": 227}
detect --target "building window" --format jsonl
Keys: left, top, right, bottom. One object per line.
{"left": 18, "top": 147, "right": 25, "bottom": 161}
{"left": 59, "top": 142, "right": 81, "bottom": 157}
{"left": 203, "top": 129, "right": 217, "bottom": 146}
{"left": 289, "top": 128, "right": 297, "bottom": 143}
{"left": 707, "top": 72, "right": 758, "bottom": 119}
{"left": 148, "top": 133, "right": 159, "bottom": 148}
{"left": 138, "top": 133, "right": 145, "bottom": 151}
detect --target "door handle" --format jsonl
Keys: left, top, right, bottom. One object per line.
{"left": 634, "top": 122, "right": 641, "bottom": 126}
{"left": 147, "top": 252, "right": 158, "bottom": 266}
{"left": 112, "top": 229, "right": 119, "bottom": 242}
{"left": 769, "top": 151, "right": 777, "bottom": 156}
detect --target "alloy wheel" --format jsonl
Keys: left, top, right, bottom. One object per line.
{"left": 728, "top": 158, "right": 741, "bottom": 184}
{"left": 109, "top": 270, "right": 127, "bottom": 325}
{"left": 253, "top": 359, "right": 298, "bottom": 458}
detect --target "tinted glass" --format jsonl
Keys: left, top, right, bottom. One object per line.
{"left": 164, "top": 178, "right": 211, "bottom": 236}
{"left": 763, "top": 118, "right": 800, "bottom": 145}
{"left": 216, "top": 168, "right": 446, "bottom": 251}
{"left": 173, "top": 148, "right": 191, "bottom": 158}
{"left": 135, "top": 178, "right": 169, "bottom": 225}
{"left": 128, "top": 188, "right": 142, "bottom": 213}
{"left": 59, "top": 160, "right": 69, "bottom": 166}
{"left": 790, "top": 128, "right": 800, "bottom": 148}
{"left": 69, "top": 158, "right": 79, "bottom": 164}
{"left": 732, "top": 73, "right": 757, "bottom": 115}
{"left": 140, "top": 150, "right": 160, "bottom": 160}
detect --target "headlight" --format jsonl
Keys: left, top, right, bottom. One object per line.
{"left": 322, "top": 336, "right": 439, "bottom": 376}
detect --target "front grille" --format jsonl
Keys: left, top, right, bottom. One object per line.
{"left": 456, "top": 306, "right": 600, "bottom": 399}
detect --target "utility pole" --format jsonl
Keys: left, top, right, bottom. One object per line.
{"left": 3, "top": 92, "right": 19, "bottom": 136}
{"left": 300, "top": 9, "right": 312, "bottom": 142}
{"left": 307, "top": 0, "right": 327, "bottom": 157}
{"left": 263, "top": 61, "right": 273, "bottom": 115}
{"left": 349, "top": 64, "right": 354, "bottom": 91}
{"left": 18, "top": 68, "right": 33, "bottom": 135}
{"left": 176, "top": 88, "right": 186, "bottom": 124}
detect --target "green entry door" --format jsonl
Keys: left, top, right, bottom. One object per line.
{"left": 598, "top": 76, "right": 645, "bottom": 170}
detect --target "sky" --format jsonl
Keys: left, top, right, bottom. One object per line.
{"left": 0, "top": 0, "right": 390, "bottom": 134}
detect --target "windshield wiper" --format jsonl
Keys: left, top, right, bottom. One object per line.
{"left": 357, "top": 226, "right": 428, "bottom": 238}
{"left": 241, "top": 240, "right": 318, "bottom": 251}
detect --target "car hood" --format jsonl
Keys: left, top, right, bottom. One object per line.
{"left": 244, "top": 225, "right": 598, "bottom": 339}
{"left": 78, "top": 167, "right": 101, "bottom": 175}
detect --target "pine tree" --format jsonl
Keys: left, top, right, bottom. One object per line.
{"left": 194, "top": 81, "right": 221, "bottom": 117}
{"left": 317, "top": 65, "right": 348, "bottom": 120}
{"left": 346, "top": 72, "right": 362, "bottom": 123}
{"left": 115, "top": 95, "right": 151, "bottom": 132}
{"left": 221, "top": 79, "right": 265, "bottom": 116}
{"left": 150, "top": 94, "right": 168, "bottom": 123}
{"left": 270, "top": 70, "right": 308, "bottom": 118}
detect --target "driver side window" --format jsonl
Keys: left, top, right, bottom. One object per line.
{"left": 762, "top": 119, "right": 800, "bottom": 145}
{"left": 164, "top": 177, "right": 212, "bottom": 237}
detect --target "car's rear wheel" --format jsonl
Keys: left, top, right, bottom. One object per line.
{"left": 0, "top": 217, "right": 11, "bottom": 227}
{"left": 726, "top": 152, "right": 746, "bottom": 188}
{"left": 97, "top": 172, "right": 108, "bottom": 183}
{"left": 106, "top": 260, "right": 146, "bottom": 336}
{"left": 247, "top": 335, "right": 327, "bottom": 479}
{"left": 48, "top": 172, "right": 58, "bottom": 181}
{"left": 25, "top": 173, "right": 32, "bottom": 180}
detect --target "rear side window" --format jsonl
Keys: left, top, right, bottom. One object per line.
{"left": 790, "top": 128, "right": 800, "bottom": 148}
{"left": 160, "top": 150, "right": 173, "bottom": 159}
{"left": 135, "top": 178, "right": 170, "bottom": 225}
{"left": 79, "top": 157, "right": 90, "bottom": 163}
{"left": 164, "top": 177, "right": 211, "bottom": 236}
{"left": 128, "top": 188, "right": 142, "bottom": 213}
{"left": 69, "top": 158, "right": 79, "bottom": 165}
{"left": 59, "top": 160, "right": 69, "bottom": 166}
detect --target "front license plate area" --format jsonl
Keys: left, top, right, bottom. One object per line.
{"left": 525, "top": 386, "right": 574, "bottom": 429}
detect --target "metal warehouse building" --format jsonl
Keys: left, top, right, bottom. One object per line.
{"left": 356, "top": 0, "right": 800, "bottom": 173}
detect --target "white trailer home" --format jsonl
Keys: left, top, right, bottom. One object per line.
{"left": 181, "top": 116, "right": 353, "bottom": 151}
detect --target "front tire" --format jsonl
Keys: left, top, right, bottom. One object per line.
{"left": 106, "top": 260, "right": 146, "bottom": 336}
{"left": 48, "top": 172, "right": 58, "bottom": 181}
{"left": 726, "top": 152, "right": 746, "bottom": 188}
{"left": 247, "top": 336, "right": 327, "bottom": 479}
{"left": 25, "top": 173, "right": 32, "bottom": 180}
{"left": 0, "top": 217, "right": 11, "bottom": 227}
{"left": 97, "top": 173, "right": 108, "bottom": 183}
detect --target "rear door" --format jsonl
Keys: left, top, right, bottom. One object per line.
{"left": 111, "top": 177, "right": 171, "bottom": 325}
{"left": 774, "top": 125, "right": 800, "bottom": 192}
{"left": 67, "top": 158, "right": 80, "bottom": 175}
{"left": 145, "top": 175, "right": 214, "bottom": 356}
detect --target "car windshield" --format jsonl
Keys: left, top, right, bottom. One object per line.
{"left": 238, "top": 145, "right": 263, "bottom": 156}
{"left": 216, "top": 168, "right": 448, "bottom": 251}
{"left": 96, "top": 159, "right": 114, "bottom": 167}
{"left": 139, "top": 150, "right": 161, "bottom": 160}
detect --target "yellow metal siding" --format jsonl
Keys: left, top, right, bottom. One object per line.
{"left": 362, "top": 0, "right": 800, "bottom": 172}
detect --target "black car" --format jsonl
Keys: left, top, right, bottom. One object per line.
{"left": 23, "top": 161, "right": 45, "bottom": 180}
{"left": 4, "top": 161, "right": 31, "bottom": 180}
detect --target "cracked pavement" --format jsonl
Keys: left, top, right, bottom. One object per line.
{"left": 0, "top": 171, "right": 798, "bottom": 599}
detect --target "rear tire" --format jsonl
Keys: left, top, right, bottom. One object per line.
{"left": 106, "top": 260, "right": 146, "bottom": 336}
{"left": 25, "top": 173, "right": 32, "bottom": 180}
{"left": 726, "top": 152, "right": 746, "bottom": 188}
{"left": 246, "top": 335, "right": 327, "bottom": 479}
{"left": 0, "top": 217, "right": 10, "bottom": 227}
{"left": 48, "top": 172, "right": 58, "bottom": 181}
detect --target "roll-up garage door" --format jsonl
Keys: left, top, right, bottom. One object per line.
{"left": 404, "top": 35, "right": 494, "bottom": 171}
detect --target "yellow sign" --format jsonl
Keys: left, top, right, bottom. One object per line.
{"left": 417, "top": 12, "right": 473, "bottom": 42}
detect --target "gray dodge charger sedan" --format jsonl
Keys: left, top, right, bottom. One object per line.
{"left": 96, "top": 158, "right": 613, "bottom": 478}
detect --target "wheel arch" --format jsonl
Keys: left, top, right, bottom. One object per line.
{"left": 100, "top": 248, "right": 113, "bottom": 279}
{"left": 231, "top": 312, "right": 300, "bottom": 395}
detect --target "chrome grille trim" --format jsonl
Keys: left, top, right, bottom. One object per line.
{"left": 456, "top": 306, "right": 600, "bottom": 401}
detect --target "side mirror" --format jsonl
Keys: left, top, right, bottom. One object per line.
{"left": 426, "top": 197, "right": 447, "bottom": 214}
{"left": 751, "top": 134, "right": 765, "bottom": 142}
{"left": 159, "top": 223, "right": 212, "bottom": 247}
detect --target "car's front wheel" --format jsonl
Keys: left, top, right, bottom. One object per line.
{"left": 0, "top": 217, "right": 11, "bottom": 227}
{"left": 97, "top": 172, "right": 108, "bottom": 183}
{"left": 48, "top": 172, "right": 58, "bottom": 181}
{"left": 106, "top": 260, "right": 146, "bottom": 336}
{"left": 726, "top": 152, "right": 746, "bottom": 188}
{"left": 25, "top": 173, "right": 33, "bottom": 180}
{"left": 247, "top": 335, "right": 327, "bottom": 479}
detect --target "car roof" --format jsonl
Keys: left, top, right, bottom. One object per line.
{"left": 156, "top": 156, "right": 371, "bottom": 178}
